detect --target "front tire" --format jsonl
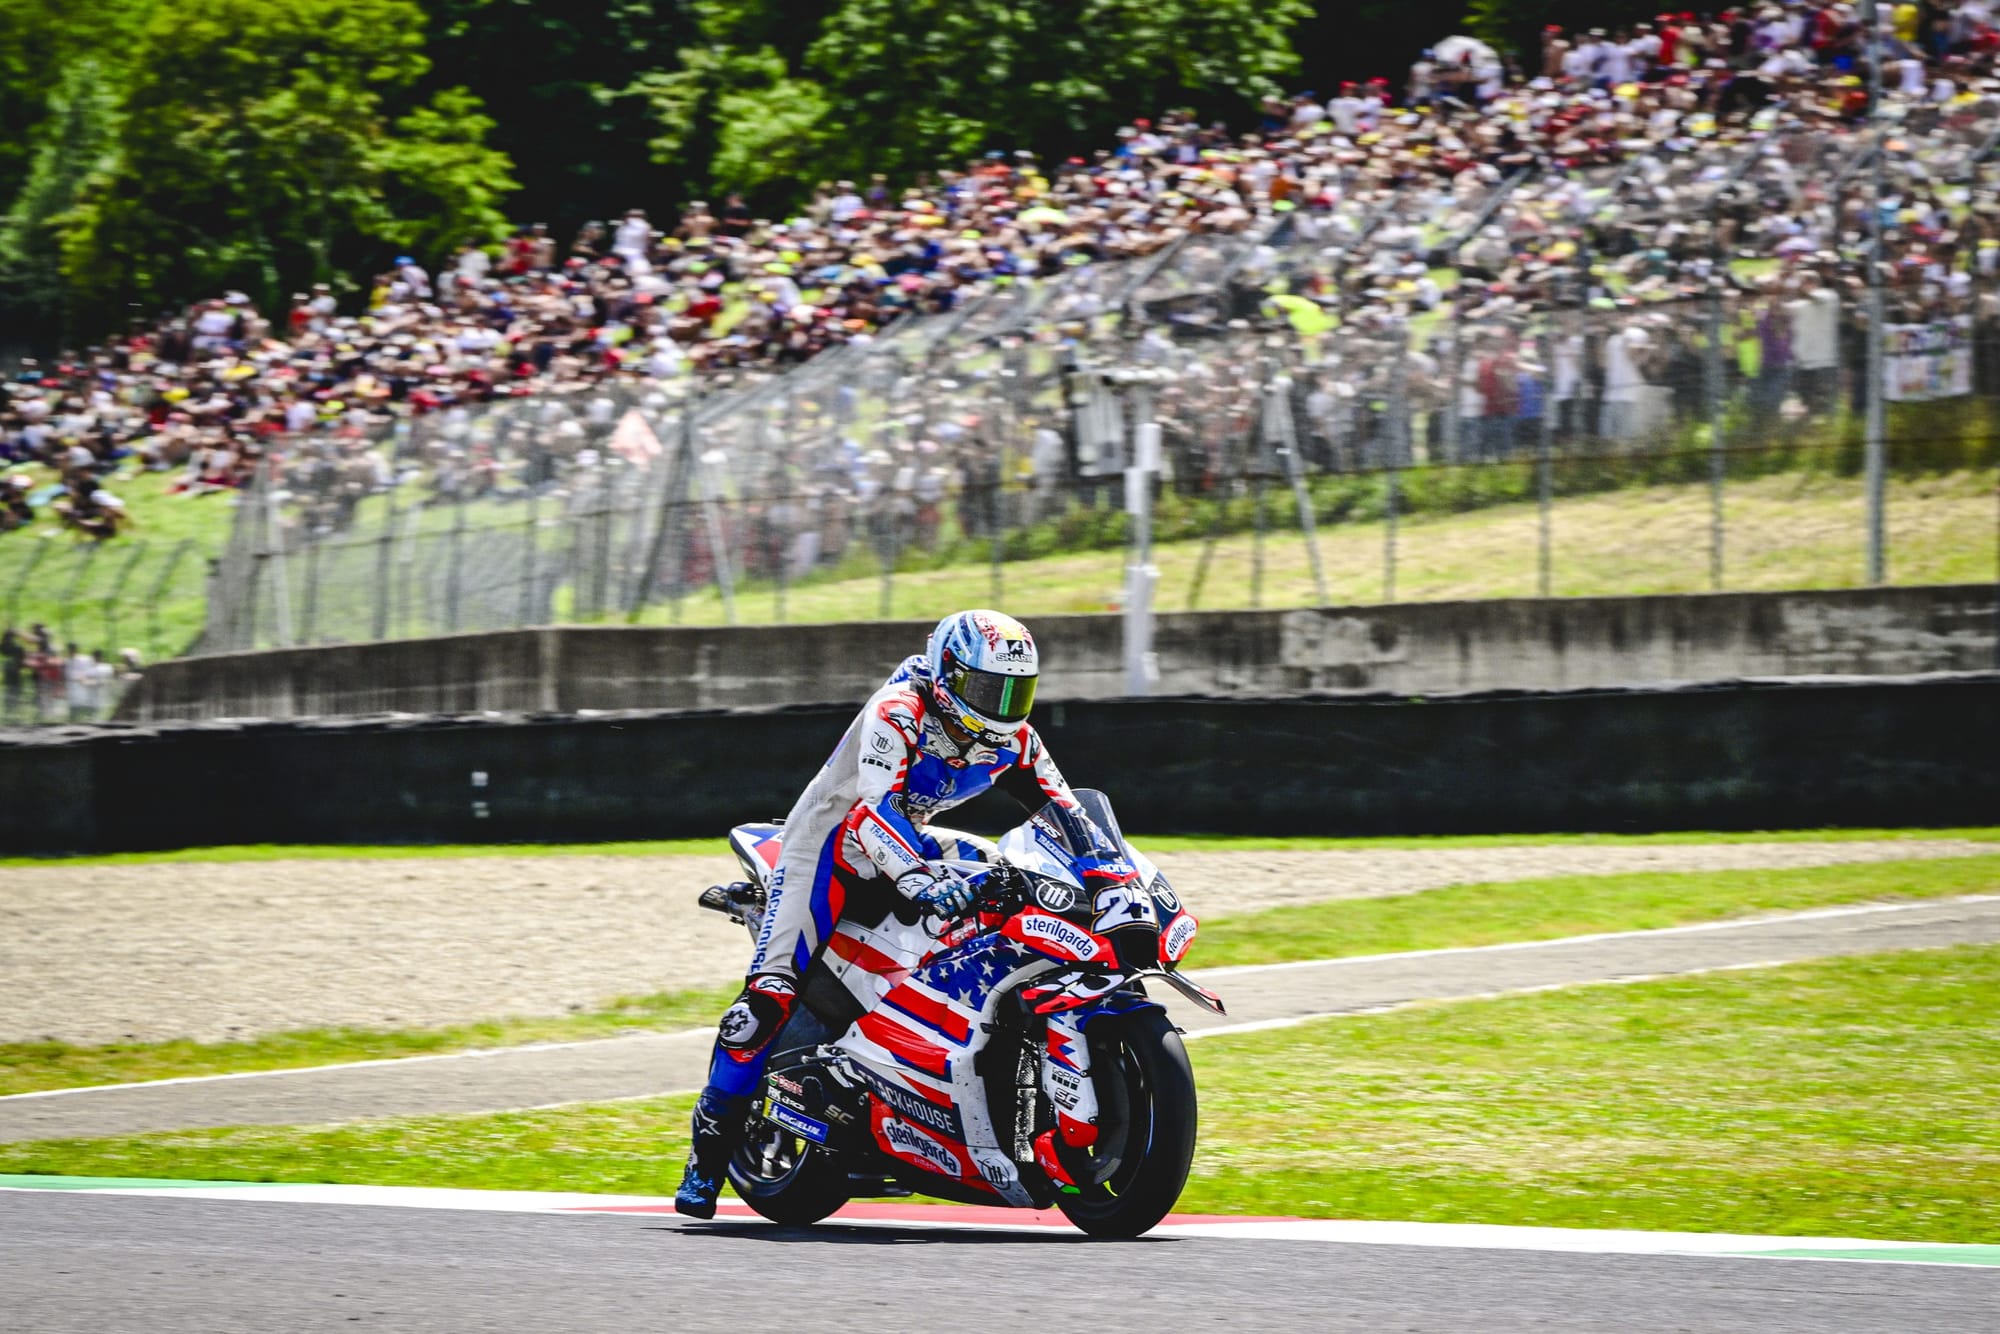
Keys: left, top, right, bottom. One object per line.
{"left": 1057, "top": 1007, "right": 1198, "bottom": 1238}
{"left": 726, "top": 1114, "right": 850, "bottom": 1226}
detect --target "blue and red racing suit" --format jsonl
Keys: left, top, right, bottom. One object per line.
{"left": 705, "top": 655, "right": 1078, "bottom": 1096}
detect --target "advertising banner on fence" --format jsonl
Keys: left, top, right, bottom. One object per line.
{"left": 1885, "top": 316, "right": 1973, "bottom": 402}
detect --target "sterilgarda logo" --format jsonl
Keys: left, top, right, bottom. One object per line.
{"left": 1017, "top": 912, "right": 1101, "bottom": 961}
{"left": 1163, "top": 913, "right": 1198, "bottom": 962}
{"left": 879, "top": 1113, "right": 960, "bottom": 1179}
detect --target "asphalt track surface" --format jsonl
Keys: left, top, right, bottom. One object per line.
{"left": 5, "top": 894, "right": 1998, "bottom": 1142}
{"left": 4, "top": 1191, "right": 1995, "bottom": 1334}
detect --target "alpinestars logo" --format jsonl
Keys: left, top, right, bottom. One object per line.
{"left": 881, "top": 1117, "right": 959, "bottom": 1178}
{"left": 718, "top": 1002, "right": 758, "bottom": 1043}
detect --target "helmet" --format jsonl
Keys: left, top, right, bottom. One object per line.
{"left": 925, "top": 610, "right": 1039, "bottom": 742}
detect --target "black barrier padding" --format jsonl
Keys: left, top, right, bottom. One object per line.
{"left": 4, "top": 675, "right": 1995, "bottom": 854}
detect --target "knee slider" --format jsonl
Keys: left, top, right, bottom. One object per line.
{"left": 717, "top": 972, "right": 798, "bottom": 1059}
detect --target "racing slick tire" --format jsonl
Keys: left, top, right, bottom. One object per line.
{"left": 1056, "top": 1006, "right": 1198, "bottom": 1239}
{"left": 727, "top": 1113, "right": 850, "bottom": 1227}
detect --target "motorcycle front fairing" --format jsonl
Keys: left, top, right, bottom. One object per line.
{"left": 738, "top": 789, "right": 1216, "bottom": 1207}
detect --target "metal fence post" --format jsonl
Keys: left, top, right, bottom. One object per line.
{"left": 519, "top": 487, "right": 541, "bottom": 627}
{"left": 1442, "top": 325, "right": 1464, "bottom": 464}
{"left": 1269, "top": 369, "right": 1329, "bottom": 606}
{"left": 100, "top": 540, "right": 149, "bottom": 656}
{"left": 1706, "top": 278, "right": 1727, "bottom": 590}
{"left": 631, "top": 397, "right": 699, "bottom": 624}
{"left": 57, "top": 544, "right": 99, "bottom": 648}
{"left": 445, "top": 485, "right": 466, "bottom": 633}
{"left": 263, "top": 462, "right": 294, "bottom": 646}
{"left": 700, "top": 454, "right": 737, "bottom": 626}
{"left": 300, "top": 532, "right": 323, "bottom": 645}
{"left": 4, "top": 540, "right": 50, "bottom": 631}
{"left": 372, "top": 478, "right": 398, "bottom": 642}
{"left": 1385, "top": 325, "right": 1408, "bottom": 603}
{"left": 144, "top": 539, "right": 194, "bottom": 661}
{"left": 1864, "top": 0, "right": 1888, "bottom": 584}
{"left": 1537, "top": 323, "right": 1556, "bottom": 599}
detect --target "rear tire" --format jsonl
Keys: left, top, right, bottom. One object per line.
{"left": 726, "top": 1116, "right": 850, "bottom": 1226}
{"left": 1056, "top": 1008, "right": 1198, "bottom": 1239}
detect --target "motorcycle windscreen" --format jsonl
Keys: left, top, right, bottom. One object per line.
{"left": 1029, "top": 788, "right": 1129, "bottom": 863}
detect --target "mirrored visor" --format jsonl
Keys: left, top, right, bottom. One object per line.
{"left": 947, "top": 664, "right": 1037, "bottom": 723}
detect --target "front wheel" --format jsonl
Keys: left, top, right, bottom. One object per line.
{"left": 1057, "top": 1007, "right": 1198, "bottom": 1238}
{"left": 726, "top": 1113, "right": 850, "bottom": 1226}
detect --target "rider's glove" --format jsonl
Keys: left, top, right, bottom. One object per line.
{"left": 897, "top": 867, "right": 974, "bottom": 918}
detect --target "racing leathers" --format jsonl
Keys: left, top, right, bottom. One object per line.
{"left": 675, "top": 655, "right": 1079, "bottom": 1215}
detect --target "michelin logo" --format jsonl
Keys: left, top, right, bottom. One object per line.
{"left": 882, "top": 1118, "right": 959, "bottom": 1178}
{"left": 769, "top": 1103, "right": 829, "bottom": 1145}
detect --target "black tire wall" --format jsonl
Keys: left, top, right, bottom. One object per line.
{"left": 4, "top": 674, "right": 1995, "bottom": 854}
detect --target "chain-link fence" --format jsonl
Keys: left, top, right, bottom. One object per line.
{"left": 197, "top": 294, "right": 2000, "bottom": 650}
{"left": 0, "top": 535, "right": 209, "bottom": 723}
{"left": 193, "top": 198, "right": 2000, "bottom": 654}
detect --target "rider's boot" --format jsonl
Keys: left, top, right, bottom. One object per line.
{"left": 674, "top": 1087, "right": 749, "bottom": 1219}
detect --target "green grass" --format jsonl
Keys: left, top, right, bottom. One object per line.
{"left": 1186, "top": 854, "right": 2000, "bottom": 969}
{"left": 6, "top": 945, "right": 1996, "bottom": 1241}
{"left": 0, "top": 985, "right": 739, "bottom": 1099}
{"left": 5, "top": 825, "right": 1995, "bottom": 868}
{"left": 635, "top": 467, "right": 1999, "bottom": 626}
{"left": 0, "top": 839, "right": 729, "bottom": 868}
{"left": 0, "top": 468, "right": 224, "bottom": 658}
{"left": 5, "top": 851, "right": 1995, "bottom": 1097}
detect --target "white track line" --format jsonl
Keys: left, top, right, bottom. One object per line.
{"left": 5, "top": 894, "right": 1993, "bottom": 1104}
{"left": 0, "top": 1032, "right": 711, "bottom": 1102}
{"left": 1193, "top": 893, "right": 2000, "bottom": 978}
{"left": 1, "top": 1179, "right": 1993, "bottom": 1267}
{"left": 1183, "top": 959, "right": 1793, "bottom": 1040}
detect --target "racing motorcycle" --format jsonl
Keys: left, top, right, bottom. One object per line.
{"left": 695, "top": 789, "right": 1225, "bottom": 1238}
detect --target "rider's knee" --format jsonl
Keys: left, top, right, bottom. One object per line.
{"left": 716, "top": 972, "right": 799, "bottom": 1061}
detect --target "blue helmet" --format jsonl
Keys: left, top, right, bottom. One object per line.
{"left": 925, "top": 610, "right": 1039, "bottom": 741}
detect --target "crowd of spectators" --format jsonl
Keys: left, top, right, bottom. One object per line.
{"left": 0, "top": 624, "right": 135, "bottom": 723}
{"left": 6, "top": 3, "right": 2000, "bottom": 628}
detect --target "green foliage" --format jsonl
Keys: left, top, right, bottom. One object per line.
{"left": 799, "top": 0, "right": 1310, "bottom": 185}
{"left": 0, "top": 57, "right": 118, "bottom": 335}
{"left": 418, "top": 0, "right": 685, "bottom": 230}
{"left": 3, "top": 0, "right": 515, "bottom": 333}
{"left": 631, "top": 0, "right": 1310, "bottom": 208}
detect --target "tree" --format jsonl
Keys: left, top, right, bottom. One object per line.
{"left": 0, "top": 57, "right": 118, "bottom": 339}
{"left": 634, "top": 0, "right": 1311, "bottom": 213}
{"left": 52, "top": 0, "right": 516, "bottom": 331}
{"left": 800, "top": 0, "right": 1310, "bottom": 182}
{"left": 417, "top": 0, "right": 690, "bottom": 237}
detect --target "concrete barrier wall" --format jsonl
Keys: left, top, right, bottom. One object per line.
{"left": 17, "top": 673, "right": 1998, "bottom": 854}
{"left": 120, "top": 585, "right": 1999, "bottom": 722}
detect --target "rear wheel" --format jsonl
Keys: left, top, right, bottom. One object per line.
{"left": 1056, "top": 1008, "right": 1198, "bottom": 1239}
{"left": 726, "top": 1114, "right": 850, "bottom": 1226}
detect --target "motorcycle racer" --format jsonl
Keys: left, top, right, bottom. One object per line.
{"left": 676, "top": 609, "right": 1081, "bottom": 1217}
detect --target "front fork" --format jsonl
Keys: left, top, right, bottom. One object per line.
{"left": 1041, "top": 1009, "right": 1101, "bottom": 1149}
